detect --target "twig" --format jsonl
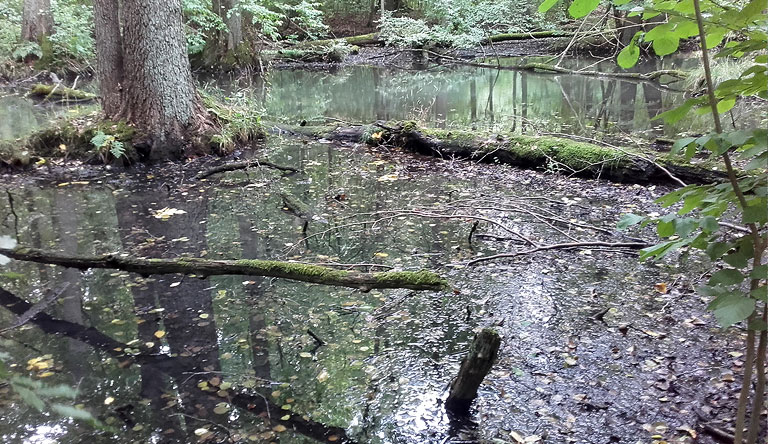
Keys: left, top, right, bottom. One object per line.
{"left": 466, "top": 241, "right": 649, "bottom": 266}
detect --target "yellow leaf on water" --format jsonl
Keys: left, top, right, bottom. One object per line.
{"left": 654, "top": 283, "right": 668, "bottom": 293}
{"left": 154, "top": 330, "right": 166, "bottom": 338}
{"left": 316, "top": 369, "right": 330, "bottom": 383}
{"left": 373, "top": 252, "right": 389, "bottom": 258}
{"left": 104, "top": 396, "right": 115, "bottom": 405}
{"left": 299, "top": 352, "right": 312, "bottom": 358}
{"left": 281, "top": 414, "right": 290, "bottom": 420}
{"left": 273, "top": 425, "right": 287, "bottom": 433}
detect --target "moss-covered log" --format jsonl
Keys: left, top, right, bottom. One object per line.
{"left": 296, "top": 32, "right": 382, "bottom": 47}
{"left": 483, "top": 31, "right": 575, "bottom": 43}
{"left": 272, "top": 121, "right": 725, "bottom": 185}
{"left": 0, "top": 246, "right": 449, "bottom": 292}
{"left": 28, "top": 83, "right": 97, "bottom": 102}
{"left": 445, "top": 328, "right": 501, "bottom": 414}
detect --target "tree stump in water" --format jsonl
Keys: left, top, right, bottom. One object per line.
{"left": 445, "top": 328, "right": 501, "bottom": 414}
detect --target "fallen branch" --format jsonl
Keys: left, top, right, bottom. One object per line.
{"left": 196, "top": 159, "right": 298, "bottom": 179}
{"left": 466, "top": 241, "right": 650, "bottom": 265}
{"left": 0, "top": 246, "right": 448, "bottom": 292}
{"left": 482, "top": 31, "right": 576, "bottom": 43}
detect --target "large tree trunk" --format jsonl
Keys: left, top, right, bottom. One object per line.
{"left": 21, "top": 0, "right": 54, "bottom": 43}
{"left": 93, "top": 0, "right": 123, "bottom": 117}
{"left": 118, "top": 0, "right": 209, "bottom": 159}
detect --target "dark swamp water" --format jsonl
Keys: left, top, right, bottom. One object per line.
{"left": 0, "top": 59, "right": 755, "bottom": 444}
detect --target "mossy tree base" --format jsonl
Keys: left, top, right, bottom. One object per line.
{"left": 269, "top": 121, "right": 726, "bottom": 185}
{"left": 0, "top": 246, "right": 449, "bottom": 292}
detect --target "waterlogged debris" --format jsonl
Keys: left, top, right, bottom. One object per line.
{"left": 377, "top": 174, "right": 400, "bottom": 182}
{"left": 654, "top": 283, "right": 668, "bottom": 294}
{"left": 151, "top": 207, "right": 187, "bottom": 220}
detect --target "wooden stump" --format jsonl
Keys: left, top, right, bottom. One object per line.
{"left": 445, "top": 328, "right": 501, "bottom": 414}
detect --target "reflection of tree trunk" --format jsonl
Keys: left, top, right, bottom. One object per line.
{"left": 115, "top": 191, "right": 220, "bottom": 441}
{"left": 521, "top": 72, "right": 528, "bottom": 131}
{"left": 434, "top": 91, "right": 447, "bottom": 128}
{"left": 619, "top": 80, "right": 638, "bottom": 130}
{"left": 238, "top": 217, "right": 272, "bottom": 382}
{"left": 51, "top": 190, "right": 89, "bottom": 382}
{"left": 485, "top": 72, "right": 498, "bottom": 123}
{"left": 511, "top": 72, "right": 518, "bottom": 132}
{"left": 469, "top": 79, "right": 477, "bottom": 122}
{"left": 373, "top": 69, "right": 386, "bottom": 121}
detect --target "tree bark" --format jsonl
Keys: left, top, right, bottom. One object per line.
{"left": 93, "top": 0, "right": 124, "bottom": 117}
{"left": 21, "top": 0, "right": 54, "bottom": 43}
{"left": 445, "top": 328, "right": 501, "bottom": 414}
{"left": 0, "top": 246, "right": 449, "bottom": 292}
{"left": 118, "top": 0, "right": 209, "bottom": 158}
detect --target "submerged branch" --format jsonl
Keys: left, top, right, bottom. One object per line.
{"left": 466, "top": 241, "right": 650, "bottom": 265}
{"left": 196, "top": 159, "right": 298, "bottom": 179}
{"left": 0, "top": 246, "right": 449, "bottom": 292}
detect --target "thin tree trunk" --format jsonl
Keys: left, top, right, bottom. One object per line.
{"left": 119, "top": 0, "right": 209, "bottom": 158}
{"left": 93, "top": 0, "right": 124, "bottom": 117}
{"left": 21, "top": 0, "right": 54, "bottom": 42}
{"left": 222, "top": 0, "right": 242, "bottom": 51}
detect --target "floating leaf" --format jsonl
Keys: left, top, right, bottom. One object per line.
{"left": 153, "top": 330, "right": 166, "bottom": 339}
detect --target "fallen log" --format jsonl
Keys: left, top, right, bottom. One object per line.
{"left": 0, "top": 246, "right": 448, "bottom": 292}
{"left": 482, "top": 30, "right": 575, "bottom": 43}
{"left": 196, "top": 159, "right": 298, "bottom": 179}
{"left": 295, "top": 32, "right": 382, "bottom": 47}
{"left": 445, "top": 328, "right": 501, "bottom": 414}
{"left": 272, "top": 121, "right": 726, "bottom": 185}
{"left": 28, "top": 83, "right": 97, "bottom": 102}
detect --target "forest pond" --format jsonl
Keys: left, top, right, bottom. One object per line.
{"left": 0, "top": 60, "right": 748, "bottom": 444}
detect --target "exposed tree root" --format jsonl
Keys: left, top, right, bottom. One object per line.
{"left": 0, "top": 246, "right": 448, "bottom": 292}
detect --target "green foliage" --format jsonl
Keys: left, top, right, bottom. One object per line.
{"left": 90, "top": 130, "right": 126, "bottom": 162}
{"left": 49, "top": 0, "right": 95, "bottom": 63}
{"left": 182, "top": 0, "right": 227, "bottom": 54}
{"left": 380, "top": 0, "right": 551, "bottom": 49}
{"left": 0, "top": 0, "right": 22, "bottom": 59}
{"left": 596, "top": 0, "right": 768, "bottom": 330}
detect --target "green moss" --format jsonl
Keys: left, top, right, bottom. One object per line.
{"left": 374, "top": 270, "right": 449, "bottom": 289}
{"left": 503, "top": 134, "right": 629, "bottom": 170}
{"left": 235, "top": 259, "right": 350, "bottom": 280}
{"left": 28, "top": 83, "right": 96, "bottom": 101}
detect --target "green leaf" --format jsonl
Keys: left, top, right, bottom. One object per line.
{"left": 672, "top": 137, "right": 696, "bottom": 155}
{"left": 568, "top": 0, "right": 600, "bottom": 18}
{"left": 709, "top": 268, "right": 745, "bottom": 286}
{"left": 639, "top": 239, "right": 689, "bottom": 260}
{"left": 723, "top": 252, "right": 749, "bottom": 269}
{"left": 653, "top": 35, "right": 680, "bottom": 56}
{"left": 716, "top": 98, "right": 736, "bottom": 114}
{"left": 617, "top": 213, "right": 644, "bottom": 229}
{"left": 700, "top": 216, "right": 718, "bottom": 233}
{"left": 750, "top": 265, "right": 767, "bottom": 280}
{"left": 708, "top": 293, "right": 755, "bottom": 327}
{"left": 538, "top": 0, "right": 560, "bottom": 13}
{"left": 655, "top": 98, "right": 696, "bottom": 124}
{"left": 743, "top": 199, "right": 768, "bottom": 224}
{"left": 657, "top": 220, "right": 675, "bottom": 237}
{"left": 674, "top": 218, "right": 697, "bottom": 237}
{"left": 617, "top": 39, "right": 640, "bottom": 68}
{"left": 751, "top": 286, "right": 768, "bottom": 301}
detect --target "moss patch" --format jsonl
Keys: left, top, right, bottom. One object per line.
{"left": 235, "top": 259, "right": 350, "bottom": 281}
{"left": 200, "top": 90, "right": 265, "bottom": 154}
